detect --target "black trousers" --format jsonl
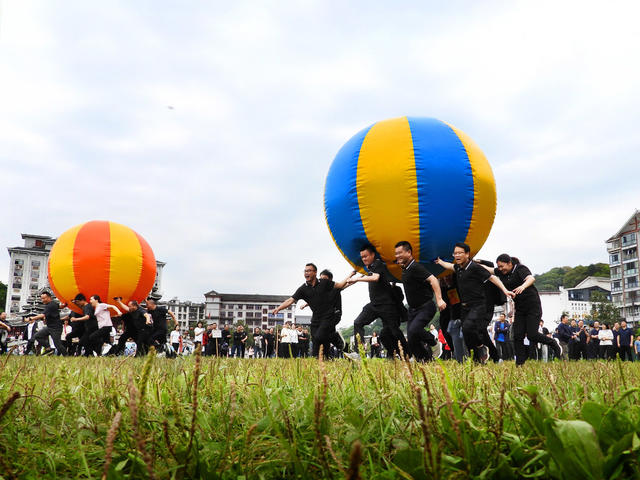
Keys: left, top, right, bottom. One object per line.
{"left": 587, "top": 341, "right": 600, "bottom": 359}
{"left": 206, "top": 338, "right": 220, "bottom": 356}
{"left": 66, "top": 324, "right": 85, "bottom": 356}
{"left": 149, "top": 329, "right": 167, "bottom": 352}
{"left": 572, "top": 342, "right": 587, "bottom": 360}
{"left": 512, "top": 306, "right": 557, "bottom": 366}
{"left": 25, "top": 337, "right": 37, "bottom": 354}
{"left": 82, "top": 326, "right": 111, "bottom": 356}
{"left": 461, "top": 304, "right": 487, "bottom": 362}
{"left": 407, "top": 301, "right": 437, "bottom": 362}
{"left": 311, "top": 322, "right": 335, "bottom": 358}
{"left": 496, "top": 341, "right": 508, "bottom": 360}
{"left": 113, "top": 326, "right": 150, "bottom": 356}
{"left": 619, "top": 345, "right": 634, "bottom": 361}
{"left": 480, "top": 311, "right": 499, "bottom": 363}
{"left": 34, "top": 326, "right": 67, "bottom": 356}
{"left": 354, "top": 303, "right": 408, "bottom": 357}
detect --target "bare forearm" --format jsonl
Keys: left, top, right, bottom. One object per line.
{"left": 436, "top": 258, "right": 454, "bottom": 271}
{"left": 273, "top": 298, "right": 295, "bottom": 314}
{"left": 489, "top": 276, "right": 511, "bottom": 296}
{"left": 429, "top": 277, "right": 443, "bottom": 302}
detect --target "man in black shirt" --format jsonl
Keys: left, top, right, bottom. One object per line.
{"left": 618, "top": 320, "right": 634, "bottom": 361}
{"left": 436, "top": 243, "right": 513, "bottom": 363}
{"left": 272, "top": 263, "right": 349, "bottom": 358}
{"left": 145, "top": 298, "right": 176, "bottom": 353}
{"left": 587, "top": 321, "right": 600, "bottom": 359}
{"left": 66, "top": 294, "right": 96, "bottom": 356}
{"left": 111, "top": 299, "right": 152, "bottom": 356}
{"left": 394, "top": 241, "right": 446, "bottom": 362}
{"left": 348, "top": 244, "right": 409, "bottom": 359}
{"left": 556, "top": 314, "right": 572, "bottom": 360}
{"left": 263, "top": 327, "right": 275, "bottom": 358}
{"left": 30, "top": 291, "right": 68, "bottom": 356}
{"left": 319, "top": 269, "right": 347, "bottom": 358}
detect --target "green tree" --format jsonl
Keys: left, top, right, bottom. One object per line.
{"left": 0, "top": 280, "right": 6, "bottom": 312}
{"left": 589, "top": 291, "right": 621, "bottom": 326}
{"left": 535, "top": 263, "right": 610, "bottom": 290}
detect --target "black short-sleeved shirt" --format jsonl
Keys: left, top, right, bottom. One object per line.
{"left": 292, "top": 279, "right": 336, "bottom": 323}
{"left": 454, "top": 261, "right": 491, "bottom": 306}
{"left": 150, "top": 306, "right": 168, "bottom": 333}
{"left": 43, "top": 301, "right": 61, "bottom": 328}
{"left": 222, "top": 330, "right": 231, "bottom": 343}
{"left": 618, "top": 327, "right": 633, "bottom": 345}
{"left": 82, "top": 304, "right": 98, "bottom": 332}
{"left": 401, "top": 260, "right": 435, "bottom": 309}
{"left": 233, "top": 331, "right": 247, "bottom": 344}
{"left": 495, "top": 264, "right": 539, "bottom": 309}
{"left": 366, "top": 259, "right": 395, "bottom": 306}
{"left": 123, "top": 308, "right": 149, "bottom": 331}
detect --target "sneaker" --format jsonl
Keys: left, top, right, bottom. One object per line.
{"left": 344, "top": 352, "right": 360, "bottom": 361}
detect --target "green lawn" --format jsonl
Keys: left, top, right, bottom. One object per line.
{"left": 1, "top": 352, "right": 639, "bottom": 479}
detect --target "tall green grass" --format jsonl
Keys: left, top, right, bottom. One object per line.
{"left": 1, "top": 352, "right": 639, "bottom": 479}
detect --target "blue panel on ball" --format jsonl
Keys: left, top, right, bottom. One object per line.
{"left": 324, "top": 123, "right": 374, "bottom": 268}
{"left": 407, "top": 117, "right": 474, "bottom": 272}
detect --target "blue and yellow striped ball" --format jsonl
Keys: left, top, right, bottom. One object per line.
{"left": 324, "top": 116, "right": 496, "bottom": 280}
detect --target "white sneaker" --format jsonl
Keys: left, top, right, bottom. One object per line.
{"left": 344, "top": 352, "right": 360, "bottom": 361}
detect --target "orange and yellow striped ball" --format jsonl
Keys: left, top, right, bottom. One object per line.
{"left": 48, "top": 220, "right": 156, "bottom": 314}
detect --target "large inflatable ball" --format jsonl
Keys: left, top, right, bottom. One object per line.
{"left": 48, "top": 220, "right": 157, "bottom": 313}
{"left": 324, "top": 116, "right": 496, "bottom": 280}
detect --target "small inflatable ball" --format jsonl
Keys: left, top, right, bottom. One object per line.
{"left": 324, "top": 116, "right": 496, "bottom": 280}
{"left": 48, "top": 220, "right": 157, "bottom": 313}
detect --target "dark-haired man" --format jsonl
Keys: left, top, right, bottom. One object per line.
{"left": 272, "top": 263, "right": 350, "bottom": 358}
{"left": 112, "top": 298, "right": 152, "bottom": 356}
{"left": 145, "top": 298, "right": 176, "bottom": 353}
{"left": 316, "top": 269, "right": 346, "bottom": 357}
{"left": 435, "top": 242, "right": 513, "bottom": 363}
{"left": 65, "top": 293, "right": 96, "bottom": 356}
{"left": 556, "top": 314, "right": 572, "bottom": 361}
{"left": 348, "top": 243, "right": 408, "bottom": 359}
{"left": 31, "top": 291, "right": 68, "bottom": 356}
{"left": 395, "top": 241, "right": 446, "bottom": 362}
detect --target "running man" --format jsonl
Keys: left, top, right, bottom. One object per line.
{"left": 394, "top": 241, "right": 446, "bottom": 362}
{"left": 30, "top": 291, "right": 68, "bottom": 356}
{"left": 271, "top": 263, "right": 350, "bottom": 358}
{"left": 348, "top": 243, "right": 408, "bottom": 359}
{"left": 435, "top": 243, "right": 513, "bottom": 363}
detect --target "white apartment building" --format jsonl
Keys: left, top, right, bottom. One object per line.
{"left": 5, "top": 233, "right": 165, "bottom": 319}
{"left": 539, "top": 276, "right": 611, "bottom": 327}
{"left": 606, "top": 210, "right": 640, "bottom": 324}
{"left": 160, "top": 291, "right": 299, "bottom": 333}
{"left": 5, "top": 234, "right": 55, "bottom": 315}
{"left": 204, "top": 290, "right": 297, "bottom": 329}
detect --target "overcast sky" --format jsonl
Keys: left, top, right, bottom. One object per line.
{"left": 1, "top": 1, "right": 639, "bottom": 325}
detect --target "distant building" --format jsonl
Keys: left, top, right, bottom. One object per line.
{"left": 606, "top": 210, "right": 640, "bottom": 324}
{"left": 4, "top": 233, "right": 165, "bottom": 320}
{"left": 5, "top": 234, "right": 55, "bottom": 316}
{"left": 160, "top": 291, "right": 300, "bottom": 333}
{"left": 204, "top": 290, "right": 297, "bottom": 329}
{"left": 539, "top": 276, "right": 612, "bottom": 326}
{"left": 161, "top": 297, "right": 206, "bottom": 332}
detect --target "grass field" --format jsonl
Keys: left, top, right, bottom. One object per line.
{"left": 1, "top": 351, "right": 639, "bottom": 479}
